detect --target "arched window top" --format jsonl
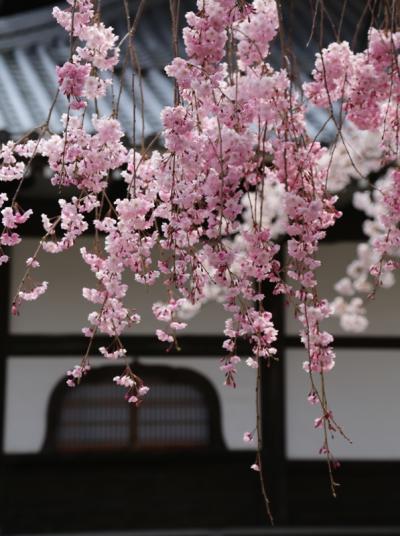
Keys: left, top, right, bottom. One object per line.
{"left": 43, "top": 363, "right": 225, "bottom": 453}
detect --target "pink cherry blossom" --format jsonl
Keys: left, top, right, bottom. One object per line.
{"left": 243, "top": 432, "right": 254, "bottom": 443}
{"left": 3, "top": 0, "right": 400, "bottom": 485}
{"left": 56, "top": 62, "right": 90, "bottom": 97}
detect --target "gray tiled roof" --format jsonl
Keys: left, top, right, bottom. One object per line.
{"left": 0, "top": 0, "right": 368, "bottom": 143}
{"left": 0, "top": 0, "right": 179, "bottom": 140}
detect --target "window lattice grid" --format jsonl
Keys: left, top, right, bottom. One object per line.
{"left": 48, "top": 367, "right": 218, "bottom": 452}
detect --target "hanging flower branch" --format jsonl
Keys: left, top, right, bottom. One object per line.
{"left": 0, "top": 0, "right": 400, "bottom": 508}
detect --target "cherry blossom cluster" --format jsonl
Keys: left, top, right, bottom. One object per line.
{"left": 53, "top": 0, "right": 117, "bottom": 108}
{"left": 66, "top": 363, "right": 91, "bottom": 388}
{"left": 306, "top": 28, "right": 400, "bottom": 334}
{"left": 153, "top": 299, "right": 187, "bottom": 346}
{"left": 330, "top": 167, "right": 400, "bottom": 332}
{"left": 0, "top": 141, "right": 36, "bottom": 257}
{"left": 113, "top": 367, "right": 150, "bottom": 406}
{"left": 0, "top": 0, "right": 400, "bottom": 478}
{"left": 304, "top": 29, "right": 400, "bottom": 136}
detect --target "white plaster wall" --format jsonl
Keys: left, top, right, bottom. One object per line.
{"left": 285, "top": 348, "right": 400, "bottom": 459}
{"left": 10, "top": 238, "right": 228, "bottom": 335}
{"left": 4, "top": 356, "right": 256, "bottom": 453}
{"left": 4, "top": 357, "right": 111, "bottom": 453}
{"left": 285, "top": 242, "right": 400, "bottom": 337}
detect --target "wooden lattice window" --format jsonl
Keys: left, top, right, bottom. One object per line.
{"left": 43, "top": 363, "right": 225, "bottom": 452}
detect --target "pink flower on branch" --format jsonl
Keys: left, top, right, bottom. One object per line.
{"left": 3, "top": 0, "right": 400, "bottom": 494}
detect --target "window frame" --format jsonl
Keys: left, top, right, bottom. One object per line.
{"left": 42, "top": 361, "right": 226, "bottom": 452}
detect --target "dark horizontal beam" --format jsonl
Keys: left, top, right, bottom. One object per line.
{"left": 7, "top": 335, "right": 229, "bottom": 357}
{"left": 285, "top": 336, "right": 400, "bottom": 349}
{"left": 8, "top": 334, "right": 400, "bottom": 357}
